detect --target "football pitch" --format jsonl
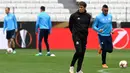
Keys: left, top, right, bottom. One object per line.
{"left": 0, "top": 49, "right": 129, "bottom": 73}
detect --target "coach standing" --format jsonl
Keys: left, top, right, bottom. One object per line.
{"left": 69, "top": 1, "right": 91, "bottom": 73}
{"left": 35, "top": 6, "right": 52, "bottom": 56}
{"left": 3, "top": 7, "right": 17, "bottom": 54}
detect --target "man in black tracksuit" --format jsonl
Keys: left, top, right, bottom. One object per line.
{"left": 69, "top": 1, "right": 91, "bottom": 73}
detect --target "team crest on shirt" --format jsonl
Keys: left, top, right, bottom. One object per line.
{"left": 77, "top": 17, "right": 80, "bottom": 20}
{"left": 101, "top": 18, "right": 111, "bottom": 23}
{"left": 5, "top": 16, "right": 12, "bottom": 21}
{"left": 108, "top": 18, "right": 111, "bottom": 20}
{"left": 76, "top": 41, "right": 79, "bottom": 45}
{"left": 102, "top": 19, "right": 105, "bottom": 21}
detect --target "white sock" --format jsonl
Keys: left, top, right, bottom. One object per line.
{"left": 47, "top": 52, "right": 50, "bottom": 54}
{"left": 39, "top": 52, "right": 42, "bottom": 54}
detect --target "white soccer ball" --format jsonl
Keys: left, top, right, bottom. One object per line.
{"left": 50, "top": 54, "right": 56, "bottom": 57}
{"left": 7, "top": 48, "right": 13, "bottom": 53}
{"left": 119, "top": 60, "right": 128, "bottom": 68}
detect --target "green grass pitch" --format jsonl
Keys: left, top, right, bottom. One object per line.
{"left": 0, "top": 49, "right": 129, "bottom": 73}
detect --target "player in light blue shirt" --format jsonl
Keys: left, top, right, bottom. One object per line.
{"left": 92, "top": 4, "right": 113, "bottom": 68}
{"left": 35, "top": 10, "right": 52, "bottom": 33}
{"left": 3, "top": 7, "right": 17, "bottom": 54}
{"left": 35, "top": 6, "right": 52, "bottom": 56}
{"left": 92, "top": 11, "right": 112, "bottom": 36}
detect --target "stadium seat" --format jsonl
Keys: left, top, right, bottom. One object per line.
{"left": 0, "top": 14, "right": 6, "bottom": 21}
{"left": 16, "top": 4, "right": 27, "bottom": 8}
{"left": 54, "top": 3, "right": 64, "bottom": 8}
{"left": 86, "top": 0, "right": 130, "bottom": 22}
{"left": 60, "top": 9, "right": 70, "bottom": 14}
{"left": 50, "top": 9, "right": 61, "bottom": 14}
{"left": 49, "top": 14, "right": 57, "bottom": 21}
{"left": 26, "top": 4, "right": 36, "bottom": 8}
{"left": 0, "top": 0, "right": 11, "bottom": 3}
{"left": 39, "top": 0, "right": 49, "bottom": 3}
{"left": 30, "top": 0, "right": 40, "bottom": 3}
{"left": 0, "top": 4, "right": 7, "bottom": 8}
{"left": 87, "top": 4, "right": 95, "bottom": 9}
{"left": 98, "top": 0, "right": 108, "bottom": 4}
{"left": 31, "top": 9, "right": 40, "bottom": 14}
{"left": 49, "top": 0, "right": 58, "bottom": 3}
{"left": 116, "top": 14, "right": 126, "bottom": 21}
{"left": 0, "top": 9, "right": 5, "bottom": 14}
{"left": 55, "top": 14, "right": 66, "bottom": 22}
{"left": 0, "top": 0, "right": 70, "bottom": 21}
{"left": 6, "top": 4, "right": 16, "bottom": 8}
{"left": 127, "top": 8, "right": 130, "bottom": 14}
{"left": 11, "top": 0, "right": 21, "bottom": 3}
{"left": 126, "top": 14, "right": 130, "bottom": 22}
{"left": 76, "top": 0, "right": 85, "bottom": 3}
{"left": 89, "top": 0, "right": 99, "bottom": 3}
{"left": 15, "top": 9, "right": 32, "bottom": 14}
{"left": 64, "top": 14, "right": 71, "bottom": 21}
{"left": 35, "top": 3, "right": 63, "bottom": 9}
{"left": 46, "top": 9, "right": 52, "bottom": 14}
{"left": 40, "top": 0, "right": 58, "bottom": 3}
{"left": 108, "top": 0, "right": 117, "bottom": 3}
{"left": 16, "top": 14, "right": 37, "bottom": 21}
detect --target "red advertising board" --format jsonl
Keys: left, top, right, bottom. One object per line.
{"left": 36, "top": 28, "right": 130, "bottom": 50}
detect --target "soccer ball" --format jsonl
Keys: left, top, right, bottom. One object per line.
{"left": 7, "top": 48, "right": 13, "bottom": 53}
{"left": 50, "top": 54, "right": 56, "bottom": 57}
{"left": 119, "top": 60, "right": 128, "bottom": 68}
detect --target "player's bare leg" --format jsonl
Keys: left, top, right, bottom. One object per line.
{"left": 6, "top": 39, "right": 13, "bottom": 54}
{"left": 11, "top": 38, "right": 16, "bottom": 54}
{"left": 8, "top": 39, "right": 11, "bottom": 48}
{"left": 98, "top": 45, "right": 102, "bottom": 54}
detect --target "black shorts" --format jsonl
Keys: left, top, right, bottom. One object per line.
{"left": 38, "top": 29, "right": 49, "bottom": 41}
{"left": 98, "top": 34, "right": 113, "bottom": 53}
{"left": 6, "top": 29, "right": 15, "bottom": 40}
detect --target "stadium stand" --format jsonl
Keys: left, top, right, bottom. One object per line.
{"left": 59, "top": 0, "right": 130, "bottom": 22}
{"left": 0, "top": 0, "right": 130, "bottom": 22}
{"left": 86, "top": 0, "right": 130, "bottom": 22}
{"left": 0, "top": 0, "right": 71, "bottom": 22}
{"left": 76, "top": 0, "right": 88, "bottom": 3}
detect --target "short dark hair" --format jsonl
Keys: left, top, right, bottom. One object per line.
{"left": 40, "top": 6, "right": 45, "bottom": 11}
{"left": 78, "top": 1, "right": 87, "bottom": 8}
{"left": 6, "top": 7, "right": 10, "bottom": 10}
{"left": 102, "top": 4, "right": 108, "bottom": 8}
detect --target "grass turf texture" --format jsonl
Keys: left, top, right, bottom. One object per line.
{"left": 0, "top": 49, "right": 129, "bottom": 73}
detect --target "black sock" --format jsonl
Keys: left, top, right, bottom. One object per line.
{"left": 102, "top": 50, "right": 107, "bottom": 64}
{"left": 70, "top": 52, "right": 79, "bottom": 66}
{"left": 12, "top": 48, "right": 15, "bottom": 51}
{"left": 44, "top": 40, "right": 50, "bottom": 52}
{"left": 38, "top": 40, "right": 42, "bottom": 53}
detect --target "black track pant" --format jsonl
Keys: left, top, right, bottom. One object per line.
{"left": 98, "top": 34, "right": 113, "bottom": 64}
{"left": 70, "top": 34, "right": 87, "bottom": 72}
{"left": 38, "top": 29, "right": 50, "bottom": 52}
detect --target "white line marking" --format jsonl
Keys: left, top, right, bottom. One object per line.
{"left": 97, "top": 67, "right": 130, "bottom": 73}
{"left": 97, "top": 68, "right": 120, "bottom": 73}
{"left": 98, "top": 69, "right": 109, "bottom": 73}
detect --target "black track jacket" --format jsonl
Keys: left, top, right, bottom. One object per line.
{"left": 69, "top": 10, "right": 91, "bottom": 37}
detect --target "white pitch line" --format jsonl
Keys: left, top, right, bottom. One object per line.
{"left": 97, "top": 68, "right": 120, "bottom": 73}
{"left": 98, "top": 69, "right": 109, "bottom": 73}
{"left": 98, "top": 67, "right": 130, "bottom": 73}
